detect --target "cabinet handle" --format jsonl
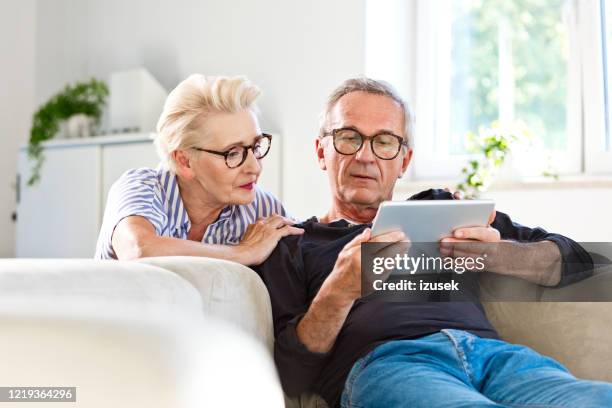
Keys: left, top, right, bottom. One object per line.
{"left": 15, "top": 173, "right": 20, "bottom": 204}
{"left": 12, "top": 173, "right": 20, "bottom": 223}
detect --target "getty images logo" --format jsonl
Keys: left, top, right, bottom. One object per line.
{"left": 372, "top": 253, "right": 487, "bottom": 275}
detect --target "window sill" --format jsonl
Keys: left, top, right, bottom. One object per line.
{"left": 394, "top": 174, "right": 612, "bottom": 195}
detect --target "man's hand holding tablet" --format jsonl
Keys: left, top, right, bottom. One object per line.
{"left": 371, "top": 200, "right": 496, "bottom": 243}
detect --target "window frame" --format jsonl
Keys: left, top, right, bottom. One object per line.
{"left": 581, "top": 0, "right": 612, "bottom": 173}
{"left": 400, "top": 0, "right": 612, "bottom": 182}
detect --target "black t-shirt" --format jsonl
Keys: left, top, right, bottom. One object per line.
{"left": 254, "top": 189, "right": 593, "bottom": 407}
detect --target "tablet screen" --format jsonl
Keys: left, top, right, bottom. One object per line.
{"left": 371, "top": 200, "right": 495, "bottom": 242}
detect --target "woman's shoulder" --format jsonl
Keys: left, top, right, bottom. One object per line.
{"left": 109, "top": 167, "right": 165, "bottom": 198}
{"left": 253, "top": 184, "right": 281, "bottom": 202}
{"left": 244, "top": 185, "right": 278, "bottom": 215}
{"left": 113, "top": 167, "right": 165, "bottom": 188}
{"left": 250, "top": 185, "right": 294, "bottom": 219}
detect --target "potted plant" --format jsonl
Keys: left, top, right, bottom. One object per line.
{"left": 456, "top": 121, "right": 532, "bottom": 198}
{"left": 27, "top": 78, "right": 109, "bottom": 185}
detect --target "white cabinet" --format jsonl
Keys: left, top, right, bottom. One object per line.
{"left": 16, "top": 134, "right": 158, "bottom": 258}
{"left": 15, "top": 133, "right": 283, "bottom": 258}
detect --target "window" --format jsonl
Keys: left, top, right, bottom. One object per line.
{"left": 604, "top": 0, "right": 612, "bottom": 151}
{"left": 450, "top": 0, "right": 569, "bottom": 152}
{"left": 366, "top": 0, "right": 612, "bottom": 179}
{"left": 582, "top": 0, "right": 612, "bottom": 172}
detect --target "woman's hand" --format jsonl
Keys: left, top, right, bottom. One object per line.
{"left": 236, "top": 215, "right": 304, "bottom": 265}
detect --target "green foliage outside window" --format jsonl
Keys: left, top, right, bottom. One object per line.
{"left": 456, "top": 122, "right": 532, "bottom": 198}
{"left": 450, "top": 0, "right": 568, "bottom": 153}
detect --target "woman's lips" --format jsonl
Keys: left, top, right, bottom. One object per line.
{"left": 239, "top": 182, "right": 254, "bottom": 190}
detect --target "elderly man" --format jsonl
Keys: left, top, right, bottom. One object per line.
{"left": 255, "top": 78, "right": 612, "bottom": 408}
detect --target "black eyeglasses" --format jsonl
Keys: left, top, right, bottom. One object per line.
{"left": 192, "top": 133, "right": 272, "bottom": 168}
{"left": 322, "top": 127, "right": 407, "bottom": 160}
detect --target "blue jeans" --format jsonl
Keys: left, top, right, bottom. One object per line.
{"left": 341, "top": 329, "right": 612, "bottom": 408}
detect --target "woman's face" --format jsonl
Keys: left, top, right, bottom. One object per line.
{"left": 186, "top": 109, "right": 264, "bottom": 206}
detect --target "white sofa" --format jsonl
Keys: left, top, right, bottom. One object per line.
{"left": 1, "top": 257, "right": 611, "bottom": 408}
{"left": 0, "top": 258, "right": 283, "bottom": 408}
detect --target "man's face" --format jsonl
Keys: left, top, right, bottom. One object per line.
{"left": 316, "top": 91, "right": 413, "bottom": 211}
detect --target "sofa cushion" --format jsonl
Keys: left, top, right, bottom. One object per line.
{"left": 137, "top": 256, "right": 275, "bottom": 352}
{"left": 0, "top": 259, "right": 202, "bottom": 317}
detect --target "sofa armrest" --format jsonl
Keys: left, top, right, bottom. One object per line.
{"left": 137, "top": 256, "right": 274, "bottom": 352}
{"left": 483, "top": 265, "right": 612, "bottom": 382}
{"left": 484, "top": 301, "right": 612, "bottom": 383}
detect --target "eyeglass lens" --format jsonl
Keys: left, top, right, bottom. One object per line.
{"left": 334, "top": 129, "right": 401, "bottom": 159}
{"left": 226, "top": 135, "right": 271, "bottom": 168}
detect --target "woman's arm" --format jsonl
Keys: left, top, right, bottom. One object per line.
{"left": 112, "top": 215, "right": 303, "bottom": 265}
{"left": 112, "top": 215, "right": 240, "bottom": 261}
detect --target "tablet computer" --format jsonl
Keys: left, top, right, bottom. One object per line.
{"left": 371, "top": 200, "right": 495, "bottom": 242}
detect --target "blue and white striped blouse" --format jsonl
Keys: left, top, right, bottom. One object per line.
{"left": 94, "top": 165, "right": 289, "bottom": 260}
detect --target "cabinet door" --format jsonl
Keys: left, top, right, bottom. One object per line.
{"left": 16, "top": 146, "right": 100, "bottom": 258}
{"left": 101, "top": 141, "right": 159, "bottom": 214}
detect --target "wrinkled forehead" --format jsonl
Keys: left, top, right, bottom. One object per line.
{"left": 328, "top": 92, "right": 405, "bottom": 136}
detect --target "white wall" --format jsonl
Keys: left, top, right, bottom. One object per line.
{"left": 394, "top": 183, "right": 612, "bottom": 242}
{"left": 34, "top": 0, "right": 367, "bottom": 221}
{"left": 0, "top": 0, "right": 36, "bottom": 257}
{"left": 486, "top": 188, "right": 612, "bottom": 242}
{"left": 5, "top": 0, "right": 610, "bottom": 257}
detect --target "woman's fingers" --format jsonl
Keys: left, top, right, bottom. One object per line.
{"left": 261, "top": 215, "right": 296, "bottom": 229}
{"left": 277, "top": 226, "right": 305, "bottom": 238}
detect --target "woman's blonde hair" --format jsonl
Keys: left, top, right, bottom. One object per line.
{"left": 155, "top": 74, "right": 261, "bottom": 171}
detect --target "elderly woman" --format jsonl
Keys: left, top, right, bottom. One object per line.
{"left": 95, "top": 74, "right": 302, "bottom": 265}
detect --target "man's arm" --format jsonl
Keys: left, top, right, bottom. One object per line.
{"left": 493, "top": 211, "right": 594, "bottom": 286}
{"left": 441, "top": 210, "right": 593, "bottom": 287}
{"left": 296, "top": 229, "right": 406, "bottom": 352}
{"left": 295, "top": 230, "right": 370, "bottom": 353}
{"left": 257, "top": 228, "right": 405, "bottom": 395}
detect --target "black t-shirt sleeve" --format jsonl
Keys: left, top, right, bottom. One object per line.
{"left": 254, "top": 236, "right": 331, "bottom": 396}
{"left": 410, "top": 189, "right": 594, "bottom": 286}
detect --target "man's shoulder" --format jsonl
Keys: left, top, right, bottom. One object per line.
{"left": 272, "top": 216, "right": 363, "bottom": 253}
{"left": 408, "top": 188, "right": 455, "bottom": 201}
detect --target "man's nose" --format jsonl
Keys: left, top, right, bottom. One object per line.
{"left": 354, "top": 139, "right": 376, "bottom": 162}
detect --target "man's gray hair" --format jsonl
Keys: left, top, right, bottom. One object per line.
{"left": 319, "top": 77, "right": 414, "bottom": 148}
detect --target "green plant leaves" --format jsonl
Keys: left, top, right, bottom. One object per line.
{"left": 27, "top": 78, "right": 109, "bottom": 186}
{"left": 456, "top": 121, "right": 531, "bottom": 198}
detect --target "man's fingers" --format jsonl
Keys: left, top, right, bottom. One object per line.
{"left": 451, "top": 226, "right": 499, "bottom": 242}
{"left": 369, "top": 229, "right": 406, "bottom": 244}
{"left": 444, "top": 187, "right": 464, "bottom": 200}
{"left": 344, "top": 228, "right": 372, "bottom": 249}
{"left": 487, "top": 210, "right": 497, "bottom": 226}
{"left": 440, "top": 240, "right": 489, "bottom": 256}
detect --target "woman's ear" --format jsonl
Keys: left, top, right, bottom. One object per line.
{"left": 315, "top": 138, "right": 327, "bottom": 171}
{"left": 173, "top": 150, "right": 196, "bottom": 179}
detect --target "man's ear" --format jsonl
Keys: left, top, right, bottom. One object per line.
{"left": 315, "top": 138, "right": 327, "bottom": 171}
{"left": 172, "top": 150, "right": 196, "bottom": 179}
{"left": 398, "top": 148, "right": 413, "bottom": 178}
